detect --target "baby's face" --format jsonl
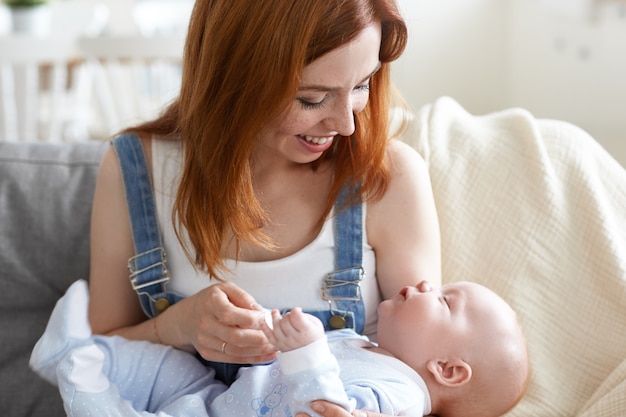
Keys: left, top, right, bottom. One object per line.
{"left": 377, "top": 280, "right": 518, "bottom": 370}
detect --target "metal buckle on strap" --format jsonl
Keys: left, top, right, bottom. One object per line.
{"left": 128, "top": 247, "right": 170, "bottom": 293}
{"left": 321, "top": 266, "right": 364, "bottom": 301}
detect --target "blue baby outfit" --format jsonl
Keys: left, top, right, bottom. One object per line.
{"left": 30, "top": 280, "right": 431, "bottom": 417}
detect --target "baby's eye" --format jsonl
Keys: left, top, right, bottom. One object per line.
{"left": 442, "top": 295, "right": 450, "bottom": 308}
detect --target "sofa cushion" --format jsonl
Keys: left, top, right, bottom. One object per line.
{"left": 0, "top": 141, "right": 106, "bottom": 417}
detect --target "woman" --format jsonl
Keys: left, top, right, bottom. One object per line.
{"left": 88, "top": 0, "right": 440, "bottom": 411}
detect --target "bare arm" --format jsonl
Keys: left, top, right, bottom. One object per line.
{"left": 87, "top": 144, "right": 275, "bottom": 363}
{"left": 88, "top": 145, "right": 146, "bottom": 335}
{"left": 367, "top": 140, "right": 442, "bottom": 298}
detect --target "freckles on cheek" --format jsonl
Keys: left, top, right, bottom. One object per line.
{"left": 282, "top": 105, "right": 318, "bottom": 135}
{"left": 288, "top": 115, "right": 311, "bottom": 135}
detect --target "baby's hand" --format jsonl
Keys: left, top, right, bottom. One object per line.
{"left": 262, "top": 308, "right": 325, "bottom": 352}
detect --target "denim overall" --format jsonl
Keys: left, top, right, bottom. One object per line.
{"left": 113, "top": 133, "right": 366, "bottom": 384}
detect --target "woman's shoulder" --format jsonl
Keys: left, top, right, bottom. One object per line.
{"left": 139, "top": 131, "right": 181, "bottom": 158}
{"left": 366, "top": 138, "right": 432, "bottom": 239}
{"left": 99, "top": 132, "right": 181, "bottom": 184}
{"left": 385, "top": 139, "right": 427, "bottom": 175}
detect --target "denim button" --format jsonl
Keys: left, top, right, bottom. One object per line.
{"left": 155, "top": 298, "right": 170, "bottom": 313}
{"left": 330, "top": 315, "right": 346, "bottom": 329}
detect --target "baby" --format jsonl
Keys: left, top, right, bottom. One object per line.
{"left": 31, "top": 279, "right": 529, "bottom": 417}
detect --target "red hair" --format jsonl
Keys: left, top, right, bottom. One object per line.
{"left": 126, "top": 0, "right": 408, "bottom": 278}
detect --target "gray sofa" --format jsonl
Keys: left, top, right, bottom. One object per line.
{"left": 0, "top": 140, "right": 106, "bottom": 417}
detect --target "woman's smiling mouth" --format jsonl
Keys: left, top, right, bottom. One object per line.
{"left": 299, "top": 134, "right": 334, "bottom": 145}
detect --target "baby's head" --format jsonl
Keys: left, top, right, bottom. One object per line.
{"left": 377, "top": 280, "right": 529, "bottom": 417}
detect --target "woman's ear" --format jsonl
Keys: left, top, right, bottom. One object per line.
{"left": 426, "top": 358, "right": 472, "bottom": 387}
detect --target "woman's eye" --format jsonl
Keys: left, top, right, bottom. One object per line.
{"left": 354, "top": 82, "right": 371, "bottom": 93}
{"left": 298, "top": 98, "right": 326, "bottom": 110}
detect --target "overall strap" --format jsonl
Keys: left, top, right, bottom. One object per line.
{"left": 322, "top": 186, "right": 365, "bottom": 333}
{"left": 112, "top": 133, "right": 174, "bottom": 318}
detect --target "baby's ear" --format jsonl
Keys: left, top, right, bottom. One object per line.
{"left": 426, "top": 358, "right": 472, "bottom": 387}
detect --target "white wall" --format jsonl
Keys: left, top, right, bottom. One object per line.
{"left": 393, "top": 0, "right": 508, "bottom": 114}
{"left": 100, "top": 0, "right": 136, "bottom": 34}
{"left": 393, "top": 0, "right": 626, "bottom": 167}
{"left": 506, "top": 0, "right": 626, "bottom": 166}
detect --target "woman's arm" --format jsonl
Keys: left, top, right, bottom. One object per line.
{"left": 88, "top": 145, "right": 147, "bottom": 336}
{"left": 87, "top": 145, "right": 275, "bottom": 363}
{"left": 367, "top": 140, "right": 442, "bottom": 298}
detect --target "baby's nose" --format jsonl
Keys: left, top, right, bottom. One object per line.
{"left": 417, "top": 280, "right": 432, "bottom": 293}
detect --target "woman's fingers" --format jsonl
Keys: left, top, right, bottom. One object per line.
{"left": 198, "top": 326, "right": 277, "bottom": 363}
{"left": 204, "top": 282, "right": 266, "bottom": 329}
{"left": 306, "top": 401, "right": 392, "bottom": 417}
{"left": 307, "top": 401, "right": 352, "bottom": 417}
{"left": 178, "top": 282, "right": 277, "bottom": 363}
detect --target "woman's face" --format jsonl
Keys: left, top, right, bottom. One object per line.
{"left": 257, "top": 23, "right": 382, "bottom": 165}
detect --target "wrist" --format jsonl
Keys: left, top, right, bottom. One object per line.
{"left": 150, "top": 301, "right": 194, "bottom": 351}
{"left": 152, "top": 315, "right": 162, "bottom": 344}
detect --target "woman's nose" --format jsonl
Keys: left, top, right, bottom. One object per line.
{"left": 325, "top": 98, "right": 355, "bottom": 137}
{"left": 417, "top": 280, "right": 432, "bottom": 293}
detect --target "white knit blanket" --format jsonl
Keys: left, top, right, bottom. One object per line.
{"left": 404, "top": 97, "right": 626, "bottom": 416}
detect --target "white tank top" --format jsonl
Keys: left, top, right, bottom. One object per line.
{"left": 152, "top": 138, "right": 380, "bottom": 338}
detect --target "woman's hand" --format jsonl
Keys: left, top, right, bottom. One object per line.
{"left": 166, "top": 281, "right": 277, "bottom": 364}
{"left": 296, "top": 401, "right": 391, "bottom": 417}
